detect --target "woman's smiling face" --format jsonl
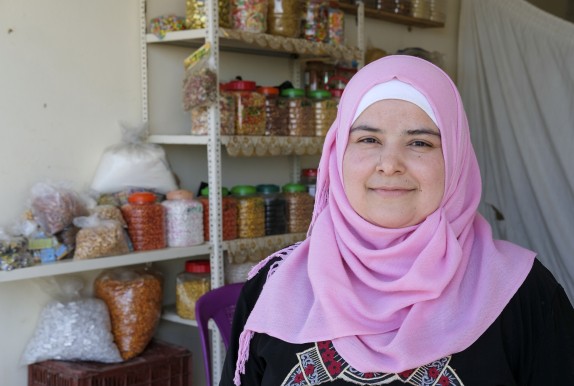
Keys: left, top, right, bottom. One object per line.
{"left": 342, "top": 99, "right": 445, "bottom": 229}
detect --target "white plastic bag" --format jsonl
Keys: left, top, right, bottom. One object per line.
{"left": 90, "top": 122, "right": 178, "bottom": 195}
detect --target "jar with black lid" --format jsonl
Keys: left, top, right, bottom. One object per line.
{"left": 256, "top": 184, "right": 287, "bottom": 235}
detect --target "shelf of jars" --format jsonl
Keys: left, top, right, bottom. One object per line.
{"left": 146, "top": 28, "right": 362, "bottom": 61}
{"left": 339, "top": 3, "right": 445, "bottom": 28}
{"left": 148, "top": 135, "right": 326, "bottom": 157}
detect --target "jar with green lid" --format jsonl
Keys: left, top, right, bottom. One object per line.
{"left": 185, "top": 0, "right": 231, "bottom": 29}
{"left": 231, "top": 0, "right": 268, "bottom": 33}
{"left": 256, "top": 184, "right": 287, "bottom": 235}
{"left": 308, "top": 89, "right": 337, "bottom": 137}
{"left": 227, "top": 80, "right": 266, "bottom": 136}
{"left": 231, "top": 185, "right": 265, "bottom": 238}
{"left": 282, "top": 183, "right": 315, "bottom": 233}
{"left": 121, "top": 192, "right": 166, "bottom": 251}
{"left": 257, "top": 86, "right": 288, "bottom": 136}
{"left": 280, "top": 88, "right": 313, "bottom": 137}
{"left": 268, "top": 0, "right": 304, "bottom": 38}
{"left": 198, "top": 186, "right": 238, "bottom": 241}
{"left": 162, "top": 189, "right": 204, "bottom": 247}
{"left": 176, "top": 259, "right": 211, "bottom": 320}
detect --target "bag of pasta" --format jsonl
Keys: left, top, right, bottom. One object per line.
{"left": 73, "top": 214, "right": 129, "bottom": 260}
{"left": 94, "top": 266, "right": 163, "bottom": 360}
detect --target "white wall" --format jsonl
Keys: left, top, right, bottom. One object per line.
{"left": 0, "top": 0, "right": 460, "bottom": 384}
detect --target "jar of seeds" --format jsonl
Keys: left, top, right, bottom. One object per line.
{"left": 176, "top": 259, "right": 211, "bottom": 320}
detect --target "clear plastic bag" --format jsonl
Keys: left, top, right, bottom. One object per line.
{"left": 94, "top": 266, "right": 163, "bottom": 360}
{"left": 21, "top": 276, "right": 122, "bottom": 364}
{"left": 90, "top": 122, "right": 178, "bottom": 195}
{"left": 73, "top": 214, "right": 130, "bottom": 260}
{"left": 182, "top": 43, "right": 217, "bottom": 111}
{"left": 0, "top": 228, "right": 36, "bottom": 271}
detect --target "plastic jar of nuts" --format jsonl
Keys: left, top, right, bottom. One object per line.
{"left": 185, "top": 0, "right": 232, "bottom": 29}
{"left": 198, "top": 187, "right": 238, "bottom": 241}
{"left": 191, "top": 85, "right": 236, "bottom": 135}
{"left": 256, "top": 184, "right": 287, "bottom": 235}
{"left": 162, "top": 190, "right": 204, "bottom": 247}
{"left": 175, "top": 259, "right": 211, "bottom": 320}
{"left": 282, "top": 183, "right": 315, "bottom": 233}
{"left": 231, "top": 0, "right": 268, "bottom": 33}
{"left": 257, "top": 86, "right": 288, "bottom": 136}
{"left": 268, "top": 0, "right": 304, "bottom": 38}
{"left": 227, "top": 80, "right": 266, "bottom": 136}
{"left": 121, "top": 192, "right": 166, "bottom": 251}
{"left": 308, "top": 89, "right": 337, "bottom": 137}
{"left": 280, "top": 88, "right": 313, "bottom": 136}
{"left": 231, "top": 185, "right": 265, "bottom": 238}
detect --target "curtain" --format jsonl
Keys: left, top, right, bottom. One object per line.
{"left": 458, "top": 0, "right": 574, "bottom": 302}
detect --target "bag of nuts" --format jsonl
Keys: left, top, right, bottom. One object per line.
{"left": 94, "top": 266, "right": 163, "bottom": 360}
{"left": 72, "top": 214, "right": 130, "bottom": 260}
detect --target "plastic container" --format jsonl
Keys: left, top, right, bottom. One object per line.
{"left": 257, "top": 86, "right": 289, "bottom": 136}
{"left": 304, "top": 60, "right": 335, "bottom": 93}
{"left": 231, "top": 0, "right": 268, "bottom": 33}
{"left": 176, "top": 259, "right": 211, "bottom": 320}
{"left": 185, "top": 0, "right": 232, "bottom": 29}
{"left": 303, "top": 0, "right": 329, "bottom": 42}
{"left": 256, "top": 184, "right": 287, "bottom": 235}
{"left": 198, "top": 187, "right": 238, "bottom": 241}
{"left": 282, "top": 183, "right": 315, "bottom": 233}
{"left": 308, "top": 89, "right": 337, "bottom": 137}
{"left": 121, "top": 192, "right": 166, "bottom": 252}
{"left": 300, "top": 168, "right": 318, "bottom": 197}
{"left": 227, "top": 80, "right": 266, "bottom": 136}
{"left": 162, "top": 190, "right": 204, "bottom": 247}
{"left": 328, "top": 1, "right": 345, "bottom": 44}
{"left": 231, "top": 185, "right": 265, "bottom": 238}
{"left": 191, "top": 86, "right": 236, "bottom": 135}
{"left": 377, "top": 0, "right": 412, "bottom": 15}
{"left": 280, "top": 88, "right": 313, "bottom": 136}
{"left": 268, "top": 0, "right": 304, "bottom": 38}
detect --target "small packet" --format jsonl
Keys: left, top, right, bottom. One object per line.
{"left": 73, "top": 214, "right": 130, "bottom": 260}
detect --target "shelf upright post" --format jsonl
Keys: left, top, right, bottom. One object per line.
{"left": 289, "top": 57, "right": 302, "bottom": 183}
{"left": 356, "top": 0, "right": 366, "bottom": 68}
{"left": 205, "top": 0, "right": 226, "bottom": 383}
{"left": 139, "top": 0, "right": 149, "bottom": 123}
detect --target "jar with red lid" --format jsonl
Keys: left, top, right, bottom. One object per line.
{"left": 300, "top": 168, "right": 318, "bottom": 197}
{"left": 198, "top": 186, "right": 238, "bottom": 241}
{"left": 175, "top": 259, "right": 211, "bottom": 320}
{"left": 280, "top": 88, "right": 313, "bottom": 136}
{"left": 257, "top": 86, "right": 288, "bottom": 136}
{"left": 121, "top": 192, "right": 166, "bottom": 251}
{"left": 162, "top": 189, "right": 204, "bottom": 247}
{"left": 227, "top": 80, "right": 266, "bottom": 136}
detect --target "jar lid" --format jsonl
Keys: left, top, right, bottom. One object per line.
{"left": 166, "top": 189, "right": 194, "bottom": 200}
{"left": 256, "top": 184, "right": 280, "bottom": 194}
{"left": 231, "top": 185, "right": 257, "bottom": 196}
{"left": 301, "top": 168, "right": 318, "bottom": 177}
{"left": 128, "top": 192, "right": 156, "bottom": 204}
{"left": 281, "top": 88, "right": 305, "bottom": 98}
{"left": 200, "top": 186, "right": 230, "bottom": 197}
{"left": 185, "top": 259, "right": 211, "bottom": 273}
{"left": 282, "top": 183, "right": 307, "bottom": 193}
{"left": 330, "top": 88, "right": 344, "bottom": 98}
{"left": 257, "top": 86, "right": 279, "bottom": 95}
{"left": 308, "top": 90, "right": 332, "bottom": 100}
{"left": 227, "top": 80, "right": 257, "bottom": 91}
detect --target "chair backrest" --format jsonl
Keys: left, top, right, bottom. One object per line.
{"left": 195, "top": 282, "right": 244, "bottom": 386}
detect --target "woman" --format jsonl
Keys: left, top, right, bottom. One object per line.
{"left": 220, "top": 55, "right": 574, "bottom": 385}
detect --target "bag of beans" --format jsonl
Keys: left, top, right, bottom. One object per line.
{"left": 72, "top": 214, "right": 129, "bottom": 260}
{"left": 94, "top": 267, "right": 163, "bottom": 360}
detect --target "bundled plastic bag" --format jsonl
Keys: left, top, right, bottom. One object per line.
{"left": 90, "top": 122, "right": 178, "bottom": 195}
{"left": 73, "top": 214, "right": 130, "bottom": 260}
{"left": 0, "top": 228, "right": 36, "bottom": 271}
{"left": 182, "top": 43, "right": 217, "bottom": 111}
{"left": 94, "top": 266, "right": 163, "bottom": 360}
{"left": 21, "top": 276, "right": 122, "bottom": 364}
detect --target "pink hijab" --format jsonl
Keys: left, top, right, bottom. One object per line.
{"left": 234, "top": 55, "right": 535, "bottom": 384}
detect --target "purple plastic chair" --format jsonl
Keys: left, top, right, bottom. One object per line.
{"left": 195, "top": 282, "right": 244, "bottom": 386}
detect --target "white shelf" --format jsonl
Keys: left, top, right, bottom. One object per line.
{"left": 0, "top": 244, "right": 210, "bottom": 283}
{"left": 162, "top": 304, "right": 199, "bottom": 327}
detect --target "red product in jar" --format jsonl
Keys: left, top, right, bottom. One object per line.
{"left": 121, "top": 192, "right": 166, "bottom": 251}
{"left": 198, "top": 187, "right": 238, "bottom": 241}
{"left": 226, "top": 80, "right": 266, "bottom": 136}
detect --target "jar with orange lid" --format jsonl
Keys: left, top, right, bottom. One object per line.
{"left": 198, "top": 186, "right": 238, "bottom": 241}
{"left": 280, "top": 88, "right": 313, "bottom": 136}
{"left": 257, "top": 86, "right": 288, "bottom": 136}
{"left": 175, "top": 259, "right": 211, "bottom": 320}
{"left": 308, "top": 89, "right": 337, "bottom": 137}
{"left": 121, "top": 192, "right": 166, "bottom": 251}
{"left": 231, "top": 185, "right": 265, "bottom": 238}
{"left": 227, "top": 80, "right": 266, "bottom": 136}
{"left": 162, "top": 189, "right": 204, "bottom": 247}
{"left": 282, "top": 183, "right": 314, "bottom": 233}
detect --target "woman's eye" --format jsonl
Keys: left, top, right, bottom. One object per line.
{"left": 410, "top": 140, "right": 433, "bottom": 147}
{"left": 359, "top": 137, "right": 379, "bottom": 144}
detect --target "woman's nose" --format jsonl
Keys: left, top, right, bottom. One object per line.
{"left": 375, "top": 149, "right": 405, "bottom": 175}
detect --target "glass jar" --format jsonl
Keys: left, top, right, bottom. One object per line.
{"left": 268, "top": 0, "right": 304, "bottom": 38}
{"left": 227, "top": 80, "right": 266, "bottom": 136}
{"left": 280, "top": 88, "right": 313, "bottom": 136}
{"left": 256, "top": 184, "right": 287, "bottom": 235}
{"left": 282, "top": 183, "right": 315, "bottom": 233}
{"left": 308, "top": 89, "right": 337, "bottom": 137}
{"left": 121, "top": 192, "right": 166, "bottom": 251}
{"left": 231, "top": 185, "right": 265, "bottom": 238}
{"left": 231, "top": 0, "right": 268, "bottom": 33}
{"left": 304, "top": 61, "right": 335, "bottom": 94}
{"left": 300, "top": 168, "right": 318, "bottom": 197}
{"left": 191, "top": 86, "right": 236, "bottom": 135}
{"left": 162, "top": 190, "right": 204, "bottom": 247}
{"left": 328, "top": 1, "right": 345, "bottom": 45}
{"left": 175, "top": 259, "right": 211, "bottom": 320}
{"left": 198, "top": 187, "right": 238, "bottom": 241}
{"left": 257, "top": 86, "right": 288, "bottom": 136}
{"left": 185, "top": 0, "right": 232, "bottom": 29}
{"left": 303, "top": 0, "right": 329, "bottom": 43}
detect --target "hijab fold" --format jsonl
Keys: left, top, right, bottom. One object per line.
{"left": 233, "top": 56, "right": 535, "bottom": 385}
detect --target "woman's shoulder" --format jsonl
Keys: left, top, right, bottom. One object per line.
{"left": 515, "top": 258, "right": 564, "bottom": 303}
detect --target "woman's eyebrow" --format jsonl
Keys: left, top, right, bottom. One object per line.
{"left": 406, "top": 128, "right": 441, "bottom": 138}
{"left": 350, "top": 125, "right": 381, "bottom": 133}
